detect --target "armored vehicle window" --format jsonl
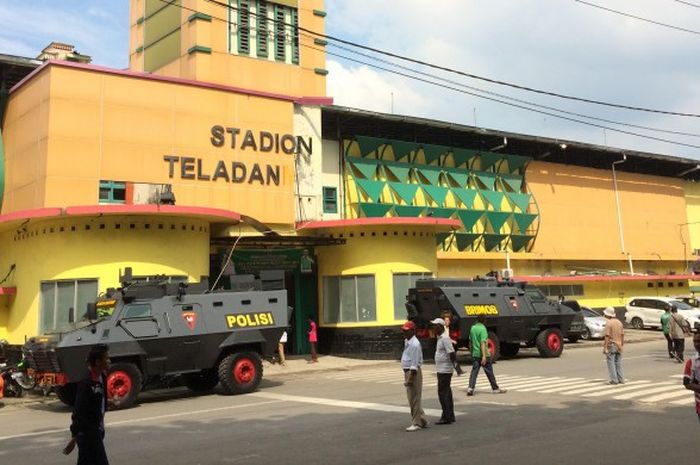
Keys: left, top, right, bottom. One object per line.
{"left": 122, "top": 304, "right": 152, "bottom": 319}
{"left": 526, "top": 288, "right": 546, "bottom": 301}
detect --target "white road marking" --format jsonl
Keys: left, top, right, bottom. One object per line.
{"left": 623, "top": 355, "right": 655, "bottom": 360}
{"left": 0, "top": 399, "right": 283, "bottom": 442}
{"left": 499, "top": 377, "right": 567, "bottom": 390}
{"left": 668, "top": 374, "right": 684, "bottom": 379}
{"left": 514, "top": 378, "right": 587, "bottom": 392}
{"left": 638, "top": 390, "right": 693, "bottom": 403}
{"left": 613, "top": 385, "right": 677, "bottom": 400}
{"left": 564, "top": 380, "right": 649, "bottom": 396}
{"left": 538, "top": 380, "right": 606, "bottom": 393}
{"left": 250, "top": 392, "right": 458, "bottom": 417}
{"left": 670, "top": 397, "right": 695, "bottom": 405}
{"left": 583, "top": 382, "right": 657, "bottom": 397}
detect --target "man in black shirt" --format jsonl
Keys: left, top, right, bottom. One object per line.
{"left": 63, "top": 344, "right": 112, "bottom": 465}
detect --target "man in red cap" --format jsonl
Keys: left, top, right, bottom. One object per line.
{"left": 401, "top": 320, "right": 428, "bottom": 432}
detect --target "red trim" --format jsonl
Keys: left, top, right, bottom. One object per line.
{"left": 10, "top": 61, "right": 333, "bottom": 106}
{"left": 516, "top": 274, "right": 697, "bottom": 283}
{"left": 0, "top": 205, "right": 241, "bottom": 226}
{"left": 0, "top": 287, "right": 17, "bottom": 295}
{"left": 296, "top": 217, "right": 461, "bottom": 230}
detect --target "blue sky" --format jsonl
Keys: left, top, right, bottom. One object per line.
{"left": 2, "top": 0, "right": 700, "bottom": 159}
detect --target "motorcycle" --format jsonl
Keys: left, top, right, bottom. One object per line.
{"left": 1, "top": 362, "right": 26, "bottom": 398}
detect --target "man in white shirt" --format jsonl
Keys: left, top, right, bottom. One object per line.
{"left": 401, "top": 320, "right": 428, "bottom": 432}
{"left": 432, "top": 318, "right": 456, "bottom": 425}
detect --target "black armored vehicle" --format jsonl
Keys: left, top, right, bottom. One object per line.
{"left": 406, "top": 277, "right": 585, "bottom": 361}
{"left": 23, "top": 269, "right": 290, "bottom": 408}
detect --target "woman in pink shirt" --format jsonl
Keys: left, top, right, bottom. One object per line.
{"left": 308, "top": 316, "right": 318, "bottom": 363}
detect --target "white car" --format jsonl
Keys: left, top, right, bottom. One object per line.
{"left": 625, "top": 297, "right": 700, "bottom": 330}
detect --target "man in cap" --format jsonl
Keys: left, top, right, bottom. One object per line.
{"left": 400, "top": 320, "right": 428, "bottom": 432}
{"left": 431, "top": 317, "right": 456, "bottom": 424}
{"left": 603, "top": 307, "right": 625, "bottom": 384}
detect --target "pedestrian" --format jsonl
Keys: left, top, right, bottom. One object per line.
{"left": 307, "top": 316, "right": 318, "bottom": 363}
{"left": 669, "top": 305, "right": 691, "bottom": 363}
{"left": 431, "top": 318, "right": 456, "bottom": 425}
{"left": 441, "top": 311, "right": 464, "bottom": 376}
{"left": 603, "top": 307, "right": 624, "bottom": 384}
{"left": 62, "top": 344, "right": 113, "bottom": 465}
{"left": 466, "top": 314, "right": 507, "bottom": 396}
{"left": 400, "top": 320, "right": 428, "bottom": 432}
{"left": 661, "top": 304, "right": 674, "bottom": 359}
{"left": 682, "top": 332, "right": 700, "bottom": 425}
{"left": 278, "top": 330, "right": 287, "bottom": 366}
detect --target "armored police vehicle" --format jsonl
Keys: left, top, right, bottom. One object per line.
{"left": 405, "top": 277, "right": 585, "bottom": 361}
{"left": 23, "top": 268, "right": 290, "bottom": 409}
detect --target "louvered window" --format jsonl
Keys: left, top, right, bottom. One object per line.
{"left": 238, "top": 0, "right": 250, "bottom": 54}
{"left": 291, "top": 8, "right": 299, "bottom": 64}
{"left": 274, "top": 4, "right": 286, "bottom": 62}
{"left": 257, "top": 1, "right": 268, "bottom": 57}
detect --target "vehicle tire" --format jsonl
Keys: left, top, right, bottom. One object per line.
{"left": 630, "top": 317, "right": 644, "bottom": 330}
{"left": 500, "top": 342, "right": 520, "bottom": 358}
{"left": 536, "top": 328, "right": 564, "bottom": 358}
{"left": 106, "top": 363, "right": 142, "bottom": 409}
{"left": 56, "top": 382, "right": 77, "bottom": 406}
{"left": 580, "top": 328, "right": 591, "bottom": 341}
{"left": 487, "top": 332, "right": 500, "bottom": 363}
{"left": 15, "top": 372, "right": 36, "bottom": 390}
{"left": 183, "top": 369, "right": 219, "bottom": 392}
{"left": 218, "top": 352, "right": 263, "bottom": 395}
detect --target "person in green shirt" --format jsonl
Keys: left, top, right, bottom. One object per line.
{"left": 467, "top": 315, "right": 507, "bottom": 396}
{"left": 661, "top": 304, "right": 674, "bottom": 359}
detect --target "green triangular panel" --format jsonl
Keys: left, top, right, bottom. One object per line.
{"left": 452, "top": 188, "right": 477, "bottom": 208}
{"left": 485, "top": 211, "right": 511, "bottom": 232}
{"left": 457, "top": 210, "right": 484, "bottom": 230}
{"left": 445, "top": 169, "right": 469, "bottom": 187}
{"left": 427, "top": 207, "right": 456, "bottom": 218}
{"left": 436, "top": 232, "right": 451, "bottom": 246}
{"left": 480, "top": 190, "right": 505, "bottom": 210}
{"left": 416, "top": 166, "right": 442, "bottom": 185}
{"left": 358, "top": 203, "right": 392, "bottom": 217}
{"left": 455, "top": 233, "right": 480, "bottom": 251}
{"left": 348, "top": 158, "right": 379, "bottom": 179}
{"left": 511, "top": 234, "right": 534, "bottom": 252}
{"left": 422, "top": 144, "right": 448, "bottom": 164}
{"left": 479, "top": 152, "right": 503, "bottom": 171}
{"left": 388, "top": 182, "right": 419, "bottom": 204}
{"left": 452, "top": 148, "right": 479, "bottom": 168}
{"left": 394, "top": 205, "right": 425, "bottom": 217}
{"left": 383, "top": 162, "right": 411, "bottom": 182}
{"left": 483, "top": 234, "right": 507, "bottom": 251}
{"left": 355, "top": 178, "right": 386, "bottom": 202}
{"left": 505, "top": 154, "right": 530, "bottom": 173}
{"left": 422, "top": 185, "right": 448, "bottom": 206}
{"left": 474, "top": 171, "right": 497, "bottom": 190}
{"left": 355, "top": 136, "right": 385, "bottom": 157}
{"left": 505, "top": 192, "right": 531, "bottom": 212}
{"left": 513, "top": 213, "right": 537, "bottom": 232}
{"left": 500, "top": 174, "right": 524, "bottom": 192}
{"left": 390, "top": 140, "right": 417, "bottom": 162}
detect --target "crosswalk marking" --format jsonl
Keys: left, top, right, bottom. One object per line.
{"left": 322, "top": 367, "right": 696, "bottom": 407}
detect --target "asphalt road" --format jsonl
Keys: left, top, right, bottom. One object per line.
{"left": 0, "top": 339, "right": 697, "bottom": 465}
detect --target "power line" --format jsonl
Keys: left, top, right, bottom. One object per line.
{"left": 326, "top": 41, "right": 700, "bottom": 139}
{"left": 673, "top": 0, "right": 700, "bottom": 9}
{"left": 157, "top": 0, "right": 700, "bottom": 149}
{"left": 574, "top": 0, "right": 700, "bottom": 36}
{"left": 198, "top": 0, "right": 700, "bottom": 118}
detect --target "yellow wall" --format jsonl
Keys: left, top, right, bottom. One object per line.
{"left": 684, "top": 181, "right": 700, "bottom": 255}
{"left": 129, "top": 0, "right": 327, "bottom": 98}
{"left": 0, "top": 216, "right": 209, "bottom": 343}
{"left": 315, "top": 227, "right": 438, "bottom": 327}
{"left": 527, "top": 161, "right": 688, "bottom": 261}
{"left": 2, "top": 65, "right": 297, "bottom": 225}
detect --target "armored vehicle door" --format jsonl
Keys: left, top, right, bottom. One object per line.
{"left": 525, "top": 288, "right": 550, "bottom": 313}
{"left": 163, "top": 303, "right": 209, "bottom": 373}
{"left": 115, "top": 303, "right": 167, "bottom": 374}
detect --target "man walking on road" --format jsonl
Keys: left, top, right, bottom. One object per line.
{"left": 431, "top": 317, "right": 456, "bottom": 425}
{"left": 670, "top": 306, "right": 691, "bottom": 363}
{"left": 466, "top": 314, "right": 507, "bottom": 396}
{"left": 682, "top": 332, "right": 700, "bottom": 425}
{"left": 603, "top": 307, "right": 624, "bottom": 384}
{"left": 63, "top": 344, "right": 113, "bottom": 465}
{"left": 661, "top": 304, "right": 674, "bottom": 359}
{"left": 401, "top": 320, "right": 428, "bottom": 432}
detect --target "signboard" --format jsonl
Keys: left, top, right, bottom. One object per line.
{"left": 232, "top": 248, "right": 315, "bottom": 274}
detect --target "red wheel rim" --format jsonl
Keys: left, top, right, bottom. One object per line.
{"left": 107, "top": 371, "right": 132, "bottom": 398}
{"left": 547, "top": 333, "right": 561, "bottom": 352}
{"left": 487, "top": 338, "right": 496, "bottom": 358}
{"left": 233, "top": 359, "right": 255, "bottom": 384}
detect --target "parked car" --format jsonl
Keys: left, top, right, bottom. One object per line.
{"left": 672, "top": 295, "right": 700, "bottom": 308}
{"left": 625, "top": 297, "right": 700, "bottom": 330}
{"left": 580, "top": 307, "right": 606, "bottom": 340}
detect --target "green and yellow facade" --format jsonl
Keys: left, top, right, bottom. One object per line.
{"left": 1, "top": 0, "right": 700, "bottom": 357}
